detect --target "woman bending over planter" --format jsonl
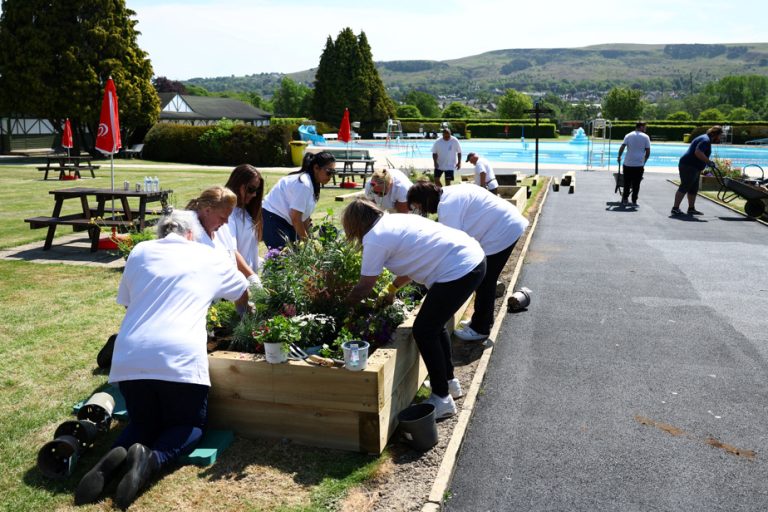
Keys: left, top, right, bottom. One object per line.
{"left": 342, "top": 198, "right": 486, "bottom": 419}
{"left": 75, "top": 211, "right": 249, "bottom": 508}
{"left": 262, "top": 151, "right": 336, "bottom": 249}
{"left": 223, "top": 164, "right": 264, "bottom": 272}
{"left": 407, "top": 182, "right": 529, "bottom": 342}
{"left": 364, "top": 168, "right": 413, "bottom": 213}
{"left": 184, "top": 186, "right": 261, "bottom": 288}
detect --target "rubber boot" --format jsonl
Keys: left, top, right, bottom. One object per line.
{"left": 115, "top": 443, "right": 154, "bottom": 509}
{"left": 74, "top": 446, "right": 127, "bottom": 505}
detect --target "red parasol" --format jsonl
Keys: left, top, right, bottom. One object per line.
{"left": 95, "top": 77, "right": 122, "bottom": 156}
{"left": 338, "top": 108, "right": 351, "bottom": 143}
{"left": 62, "top": 119, "right": 73, "bottom": 149}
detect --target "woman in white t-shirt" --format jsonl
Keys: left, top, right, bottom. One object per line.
{"left": 75, "top": 211, "right": 248, "bottom": 508}
{"left": 223, "top": 164, "right": 264, "bottom": 271}
{"left": 262, "top": 151, "right": 336, "bottom": 249}
{"left": 407, "top": 182, "right": 529, "bottom": 342}
{"left": 342, "top": 199, "right": 486, "bottom": 420}
{"left": 364, "top": 168, "right": 412, "bottom": 213}
{"left": 185, "top": 186, "right": 260, "bottom": 287}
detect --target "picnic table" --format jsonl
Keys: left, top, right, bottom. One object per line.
{"left": 24, "top": 187, "right": 171, "bottom": 252}
{"left": 36, "top": 155, "right": 101, "bottom": 180}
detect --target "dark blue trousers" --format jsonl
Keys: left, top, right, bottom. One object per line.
{"left": 262, "top": 208, "right": 297, "bottom": 250}
{"left": 115, "top": 379, "right": 208, "bottom": 470}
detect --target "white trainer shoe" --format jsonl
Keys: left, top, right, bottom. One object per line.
{"left": 424, "top": 378, "right": 463, "bottom": 399}
{"left": 423, "top": 393, "right": 457, "bottom": 420}
{"left": 459, "top": 319, "right": 471, "bottom": 328}
{"left": 453, "top": 325, "right": 488, "bottom": 341}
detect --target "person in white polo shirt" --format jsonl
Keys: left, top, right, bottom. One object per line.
{"left": 431, "top": 128, "right": 462, "bottom": 187}
{"left": 465, "top": 152, "right": 499, "bottom": 194}
{"left": 75, "top": 211, "right": 249, "bottom": 508}
{"left": 262, "top": 151, "right": 336, "bottom": 249}
{"left": 407, "top": 182, "right": 529, "bottom": 341}
{"left": 364, "top": 168, "right": 412, "bottom": 213}
{"left": 342, "top": 199, "right": 486, "bottom": 419}
{"left": 617, "top": 121, "right": 651, "bottom": 206}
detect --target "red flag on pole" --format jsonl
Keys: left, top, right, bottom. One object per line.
{"left": 95, "top": 77, "right": 122, "bottom": 155}
{"left": 62, "top": 119, "right": 73, "bottom": 149}
{"left": 338, "top": 108, "right": 351, "bottom": 143}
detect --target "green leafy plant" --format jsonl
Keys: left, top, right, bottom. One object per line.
{"left": 253, "top": 315, "right": 300, "bottom": 354}
{"left": 206, "top": 300, "right": 239, "bottom": 338}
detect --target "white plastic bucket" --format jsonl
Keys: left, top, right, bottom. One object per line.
{"left": 342, "top": 340, "right": 369, "bottom": 371}
{"left": 264, "top": 342, "right": 288, "bottom": 364}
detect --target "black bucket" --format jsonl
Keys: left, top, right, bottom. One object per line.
{"left": 37, "top": 434, "right": 81, "bottom": 479}
{"left": 398, "top": 403, "right": 438, "bottom": 451}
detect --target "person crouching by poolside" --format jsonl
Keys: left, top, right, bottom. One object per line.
{"left": 672, "top": 125, "right": 723, "bottom": 216}
{"left": 184, "top": 186, "right": 261, "bottom": 288}
{"left": 407, "top": 182, "right": 529, "bottom": 342}
{"left": 465, "top": 152, "right": 499, "bottom": 194}
{"left": 364, "top": 168, "right": 412, "bottom": 213}
{"left": 262, "top": 151, "right": 336, "bottom": 249}
{"left": 342, "top": 198, "right": 486, "bottom": 419}
{"left": 74, "top": 211, "right": 249, "bottom": 508}
{"left": 224, "top": 164, "right": 264, "bottom": 271}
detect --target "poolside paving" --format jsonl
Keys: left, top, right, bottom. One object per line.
{"left": 446, "top": 170, "right": 768, "bottom": 511}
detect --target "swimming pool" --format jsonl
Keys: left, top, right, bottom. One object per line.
{"left": 351, "top": 139, "right": 768, "bottom": 168}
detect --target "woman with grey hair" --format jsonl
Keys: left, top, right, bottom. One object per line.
{"left": 75, "top": 210, "right": 249, "bottom": 508}
{"left": 342, "top": 198, "right": 486, "bottom": 419}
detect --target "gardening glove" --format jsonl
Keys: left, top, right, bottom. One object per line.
{"left": 377, "top": 283, "right": 397, "bottom": 306}
{"left": 247, "top": 273, "right": 263, "bottom": 290}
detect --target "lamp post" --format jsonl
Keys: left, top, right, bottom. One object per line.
{"left": 524, "top": 100, "right": 554, "bottom": 175}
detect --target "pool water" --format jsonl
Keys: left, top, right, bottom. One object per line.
{"left": 350, "top": 139, "right": 768, "bottom": 168}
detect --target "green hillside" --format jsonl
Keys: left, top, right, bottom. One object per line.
{"left": 185, "top": 42, "right": 768, "bottom": 98}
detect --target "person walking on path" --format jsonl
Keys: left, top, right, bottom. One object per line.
{"left": 617, "top": 121, "right": 651, "bottom": 206}
{"left": 466, "top": 152, "right": 499, "bottom": 194}
{"left": 342, "top": 199, "right": 486, "bottom": 419}
{"left": 432, "top": 128, "right": 462, "bottom": 187}
{"left": 672, "top": 125, "right": 723, "bottom": 216}
{"left": 407, "top": 182, "right": 528, "bottom": 342}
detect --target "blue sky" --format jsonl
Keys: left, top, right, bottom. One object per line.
{"left": 51, "top": 1, "right": 768, "bottom": 79}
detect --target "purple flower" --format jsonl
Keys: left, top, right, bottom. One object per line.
{"left": 264, "top": 248, "right": 283, "bottom": 261}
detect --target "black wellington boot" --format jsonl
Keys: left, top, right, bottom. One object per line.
{"left": 97, "top": 334, "right": 117, "bottom": 369}
{"left": 114, "top": 443, "right": 154, "bottom": 509}
{"left": 74, "top": 446, "right": 127, "bottom": 505}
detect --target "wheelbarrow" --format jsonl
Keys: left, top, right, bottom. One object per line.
{"left": 711, "top": 163, "right": 768, "bottom": 218}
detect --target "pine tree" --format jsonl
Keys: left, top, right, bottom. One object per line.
{"left": 0, "top": 0, "right": 159, "bottom": 151}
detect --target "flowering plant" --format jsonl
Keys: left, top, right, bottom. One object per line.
{"left": 703, "top": 158, "right": 743, "bottom": 180}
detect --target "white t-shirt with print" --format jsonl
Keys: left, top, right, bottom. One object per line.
{"left": 263, "top": 173, "right": 316, "bottom": 223}
{"left": 473, "top": 157, "right": 498, "bottom": 191}
{"left": 360, "top": 213, "right": 484, "bottom": 289}
{"left": 431, "top": 136, "right": 462, "bottom": 170}
{"left": 438, "top": 185, "right": 529, "bottom": 256}
{"left": 110, "top": 233, "right": 248, "bottom": 386}
{"left": 364, "top": 168, "right": 413, "bottom": 211}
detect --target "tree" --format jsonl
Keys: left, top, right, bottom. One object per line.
{"left": 153, "top": 76, "right": 187, "bottom": 94}
{"left": 698, "top": 108, "right": 725, "bottom": 122}
{"left": 441, "top": 102, "right": 477, "bottom": 119}
{"left": 497, "top": 89, "right": 533, "bottom": 119}
{"left": 667, "top": 111, "right": 693, "bottom": 121}
{"left": 403, "top": 90, "right": 440, "bottom": 118}
{"left": 601, "top": 87, "right": 645, "bottom": 120}
{"left": 396, "top": 104, "right": 422, "bottom": 118}
{"left": 272, "top": 77, "right": 311, "bottom": 117}
{"left": 728, "top": 107, "right": 755, "bottom": 121}
{"left": 0, "top": 0, "right": 159, "bottom": 151}
{"left": 312, "top": 28, "right": 394, "bottom": 128}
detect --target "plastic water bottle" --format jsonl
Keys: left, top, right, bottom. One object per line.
{"left": 153, "top": 176, "right": 160, "bottom": 192}
{"left": 143, "top": 176, "right": 150, "bottom": 192}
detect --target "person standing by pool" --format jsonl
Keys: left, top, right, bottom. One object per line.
{"left": 342, "top": 198, "right": 486, "bottom": 419}
{"left": 364, "top": 168, "right": 412, "bottom": 213}
{"left": 223, "top": 164, "right": 264, "bottom": 271}
{"left": 672, "top": 125, "right": 723, "bottom": 216}
{"left": 262, "top": 151, "right": 336, "bottom": 249}
{"left": 432, "top": 128, "right": 462, "bottom": 187}
{"left": 465, "top": 152, "right": 499, "bottom": 194}
{"left": 617, "top": 121, "right": 651, "bottom": 206}
{"left": 406, "top": 182, "right": 528, "bottom": 342}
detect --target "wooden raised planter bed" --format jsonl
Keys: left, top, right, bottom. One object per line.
{"left": 496, "top": 185, "right": 528, "bottom": 212}
{"left": 207, "top": 299, "right": 469, "bottom": 453}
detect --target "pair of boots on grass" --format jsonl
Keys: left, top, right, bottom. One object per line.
{"left": 75, "top": 442, "right": 158, "bottom": 508}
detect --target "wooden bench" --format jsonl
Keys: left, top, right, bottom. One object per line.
{"left": 313, "top": 148, "right": 376, "bottom": 186}
{"left": 25, "top": 215, "right": 130, "bottom": 252}
{"left": 36, "top": 164, "right": 101, "bottom": 180}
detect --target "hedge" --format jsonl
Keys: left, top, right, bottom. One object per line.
{"left": 395, "top": 118, "right": 548, "bottom": 136}
{"left": 465, "top": 123, "right": 557, "bottom": 139}
{"left": 143, "top": 122, "right": 293, "bottom": 166}
{"left": 606, "top": 122, "right": 768, "bottom": 143}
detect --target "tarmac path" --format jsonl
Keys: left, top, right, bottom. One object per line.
{"left": 446, "top": 170, "right": 768, "bottom": 511}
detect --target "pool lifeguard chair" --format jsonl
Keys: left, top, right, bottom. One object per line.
{"left": 386, "top": 118, "right": 402, "bottom": 145}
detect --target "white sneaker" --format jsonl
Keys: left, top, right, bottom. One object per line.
{"left": 424, "top": 378, "right": 463, "bottom": 399}
{"left": 459, "top": 319, "right": 471, "bottom": 328}
{"left": 454, "top": 325, "right": 488, "bottom": 341}
{"left": 423, "top": 393, "right": 457, "bottom": 420}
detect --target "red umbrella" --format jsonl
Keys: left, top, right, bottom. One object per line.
{"left": 62, "top": 118, "right": 73, "bottom": 150}
{"left": 95, "top": 77, "right": 122, "bottom": 156}
{"left": 338, "top": 108, "right": 351, "bottom": 143}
